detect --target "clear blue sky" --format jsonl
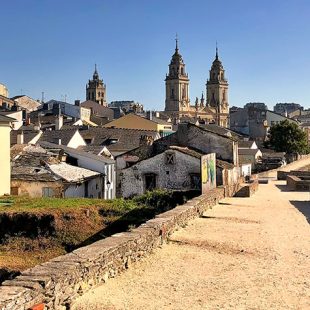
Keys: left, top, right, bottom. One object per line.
{"left": 1, "top": 0, "right": 310, "bottom": 110}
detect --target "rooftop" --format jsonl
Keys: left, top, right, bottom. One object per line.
{"left": 49, "top": 162, "right": 100, "bottom": 182}
{"left": 79, "top": 127, "right": 160, "bottom": 153}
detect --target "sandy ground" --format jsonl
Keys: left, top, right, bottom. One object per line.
{"left": 73, "top": 159, "right": 310, "bottom": 310}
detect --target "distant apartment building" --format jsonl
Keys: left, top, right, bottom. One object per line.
{"left": 0, "top": 83, "right": 9, "bottom": 97}
{"left": 244, "top": 102, "right": 267, "bottom": 110}
{"left": 230, "top": 107, "right": 299, "bottom": 145}
{"left": 273, "top": 103, "right": 303, "bottom": 117}
{"left": 42, "top": 100, "right": 91, "bottom": 121}
{"left": 109, "top": 101, "right": 144, "bottom": 113}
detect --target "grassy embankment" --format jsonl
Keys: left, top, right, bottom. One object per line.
{"left": 0, "top": 191, "right": 196, "bottom": 278}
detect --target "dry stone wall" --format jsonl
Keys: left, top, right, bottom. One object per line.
{"left": 0, "top": 188, "right": 225, "bottom": 310}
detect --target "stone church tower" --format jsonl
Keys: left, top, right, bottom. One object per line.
{"left": 206, "top": 47, "right": 229, "bottom": 127}
{"left": 165, "top": 38, "right": 190, "bottom": 112}
{"left": 86, "top": 65, "right": 107, "bottom": 106}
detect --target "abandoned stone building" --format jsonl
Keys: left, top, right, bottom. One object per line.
{"left": 39, "top": 141, "right": 116, "bottom": 199}
{"left": 116, "top": 122, "right": 242, "bottom": 197}
{"left": 11, "top": 145, "right": 104, "bottom": 198}
{"left": 120, "top": 145, "right": 239, "bottom": 198}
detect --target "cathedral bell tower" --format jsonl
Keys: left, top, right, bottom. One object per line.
{"left": 206, "top": 47, "right": 229, "bottom": 127}
{"left": 165, "top": 37, "right": 190, "bottom": 112}
{"left": 86, "top": 64, "right": 107, "bottom": 106}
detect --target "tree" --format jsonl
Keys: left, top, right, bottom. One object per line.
{"left": 265, "top": 120, "right": 309, "bottom": 154}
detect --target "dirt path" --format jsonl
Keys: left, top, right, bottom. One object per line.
{"left": 73, "top": 160, "right": 310, "bottom": 310}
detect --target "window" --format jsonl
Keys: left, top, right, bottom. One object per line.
{"left": 171, "top": 88, "right": 174, "bottom": 99}
{"left": 190, "top": 174, "right": 201, "bottom": 190}
{"left": 84, "top": 138, "right": 93, "bottom": 145}
{"left": 144, "top": 173, "right": 157, "bottom": 191}
{"left": 42, "top": 187, "right": 54, "bottom": 197}
{"left": 165, "top": 152, "right": 175, "bottom": 165}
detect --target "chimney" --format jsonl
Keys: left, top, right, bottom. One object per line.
{"left": 139, "top": 135, "right": 154, "bottom": 146}
{"left": 55, "top": 115, "right": 63, "bottom": 130}
{"left": 17, "top": 131, "right": 24, "bottom": 144}
{"left": 176, "top": 123, "right": 189, "bottom": 146}
{"left": 75, "top": 100, "right": 80, "bottom": 106}
{"left": 146, "top": 111, "right": 152, "bottom": 121}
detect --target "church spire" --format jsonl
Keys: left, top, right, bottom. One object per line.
{"left": 215, "top": 41, "right": 218, "bottom": 60}
{"left": 175, "top": 33, "right": 179, "bottom": 53}
{"left": 93, "top": 64, "right": 99, "bottom": 80}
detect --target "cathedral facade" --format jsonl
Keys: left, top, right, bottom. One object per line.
{"left": 86, "top": 65, "right": 107, "bottom": 106}
{"left": 164, "top": 40, "right": 229, "bottom": 127}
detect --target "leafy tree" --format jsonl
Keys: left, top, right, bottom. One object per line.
{"left": 265, "top": 120, "right": 309, "bottom": 154}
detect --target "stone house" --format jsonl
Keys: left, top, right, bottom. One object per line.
{"left": 120, "top": 145, "right": 238, "bottom": 198}
{"left": 39, "top": 141, "right": 116, "bottom": 199}
{"left": 0, "top": 114, "right": 15, "bottom": 195}
{"left": 116, "top": 122, "right": 240, "bottom": 197}
{"left": 117, "top": 122, "right": 239, "bottom": 168}
{"left": 120, "top": 146, "right": 201, "bottom": 197}
{"left": 11, "top": 146, "right": 104, "bottom": 198}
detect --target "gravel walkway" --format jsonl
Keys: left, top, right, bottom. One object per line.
{"left": 73, "top": 159, "right": 310, "bottom": 310}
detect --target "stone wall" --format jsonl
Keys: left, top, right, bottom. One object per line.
{"left": 0, "top": 188, "right": 225, "bottom": 310}
{"left": 287, "top": 175, "right": 310, "bottom": 191}
{"left": 277, "top": 170, "right": 310, "bottom": 181}
{"left": 234, "top": 180, "right": 259, "bottom": 197}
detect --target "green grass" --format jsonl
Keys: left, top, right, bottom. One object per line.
{"left": 0, "top": 190, "right": 198, "bottom": 277}
{"left": 0, "top": 196, "right": 132, "bottom": 213}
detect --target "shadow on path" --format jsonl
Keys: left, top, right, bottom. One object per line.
{"left": 290, "top": 200, "right": 310, "bottom": 224}
{"left": 275, "top": 184, "right": 291, "bottom": 192}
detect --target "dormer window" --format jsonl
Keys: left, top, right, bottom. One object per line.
{"left": 103, "top": 138, "right": 119, "bottom": 146}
